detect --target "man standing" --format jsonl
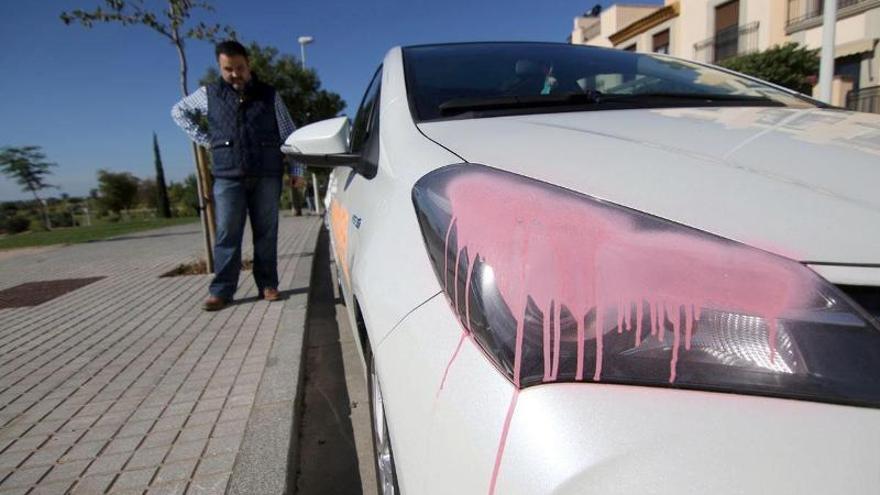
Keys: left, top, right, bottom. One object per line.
{"left": 172, "top": 40, "right": 303, "bottom": 311}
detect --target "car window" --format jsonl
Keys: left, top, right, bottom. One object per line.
{"left": 402, "top": 42, "right": 816, "bottom": 121}
{"left": 350, "top": 66, "right": 382, "bottom": 153}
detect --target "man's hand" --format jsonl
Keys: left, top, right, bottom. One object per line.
{"left": 290, "top": 176, "right": 306, "bottom": 189}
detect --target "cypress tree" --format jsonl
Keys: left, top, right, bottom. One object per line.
{"left": 153, "top": 132, "right": 173, "bottom": 218}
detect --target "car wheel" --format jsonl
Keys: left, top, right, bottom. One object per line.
{"left": 369, "top": 357, "right": 400, "bottom": 495}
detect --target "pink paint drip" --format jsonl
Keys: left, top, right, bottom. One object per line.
{"left": 437, "top": 332, "right": 468, "bottom": 397}
{"left": 542, "top": 306, "right": 552, "bottom": 381}
{"left": 488, "top": 389, "right": 519, "bottom": 495}
{"left": 635, "top": 302, "right": 644, "bottom": 347}
{"left": 650, "top": 302, "right": 658, "bottom": 336}
{"left": 684, "top": 305, "right": 694, "bottom": 351}
{"left": 594, "top": 302, "right": 605, "bottom": 381}
{"left": 575, "top": 317, "right": 584, "bottom": 380}
{"left": 669, "top": 303, "right": 682, "bottom": 383}
{"left": 441, "top": 170, "right": 814, "bottom": 385}
{"left": 551, "top": 303, "right": 561, "bottom": 380}
{"left": 453, "top": 243, "right": 462, "bottom": 314}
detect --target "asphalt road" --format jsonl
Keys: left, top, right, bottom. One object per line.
{"left": 293, "top": 228, "right": 376, "bottom": 495}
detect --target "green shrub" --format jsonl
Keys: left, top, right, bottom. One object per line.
{"left": 5, "top": 215, "right": 30, "bottom": 234}
{"left": 29, "top": 218, "right": 48, "bottom": 232}
{"left": 720, "top": 42, "right": 819, "bottom": 95}
{"left": 50, "top": 211, "right": 75, "bottom": 228}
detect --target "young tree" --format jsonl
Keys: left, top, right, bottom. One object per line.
{"left": 200, "top": 42, "right": 346, "bottom": 127}
{"left": 153, "top": 132, "right": 172, "bottom": 218}
{"left": 0, "top": 146, "right": 57, "bottom": 230}
{"left": 97, "top": 169, "right": 140, "bottom": 214}
{"left": 61, "top": 1, "right": 235, "bottom": 261}
{"left": 721, "top": 43, "right": 820, "bottom": 95}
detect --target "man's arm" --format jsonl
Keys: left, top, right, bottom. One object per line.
{"left": 171, "top": 87, "right": 211, "bottom": 147}
{"left": 274, "top": 93, "right": 305, "bottom": 182}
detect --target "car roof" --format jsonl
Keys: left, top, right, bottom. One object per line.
{"left": 400, "top": 40, "right": 610, "bottom": 51}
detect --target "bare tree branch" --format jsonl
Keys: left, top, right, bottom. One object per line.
{"left": 60, "top": 0, "right": 236, "bottom": 96}
{"left": 61, "top": 1, "right": 234, "bottom": 53}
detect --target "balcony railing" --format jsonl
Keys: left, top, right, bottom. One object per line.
{"left": 786, "top": 0, "right": 878, "bottom": 29}
{"left": 846, "top": 86, "right": 880, "bottom": 114}
{"left": 693, "top": 21, "right": 760, "bottom": 64}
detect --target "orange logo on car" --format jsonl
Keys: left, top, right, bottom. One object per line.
{"left": 329, "top": 199, "right": 352, "bottom": 285}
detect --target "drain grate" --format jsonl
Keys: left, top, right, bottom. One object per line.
{"left": 0, "top": 277, "right": 105, "bottom": 308}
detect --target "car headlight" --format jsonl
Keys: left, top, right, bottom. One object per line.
{"left": 412, "top": 164, "right": 880, "bottom": 407}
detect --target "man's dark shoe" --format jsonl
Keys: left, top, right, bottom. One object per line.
{"left": 263, "top": 288, "right": 282, "bottom": 301}
{"left": 203, "top": 295, "right": 228, "bottom": 311}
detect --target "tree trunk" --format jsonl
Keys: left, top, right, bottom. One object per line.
{"left": 171, "top": 20, "right": 214, "bottom": 272}
{"left": 172, "top": 30, "right": 190, "bottom": 95}
{"left": 31, "top": 189, "right": 51, "bottom": 230}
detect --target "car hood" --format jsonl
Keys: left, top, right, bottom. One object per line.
{"left": 418, "top": 106, "right": 880, "bottom": 273}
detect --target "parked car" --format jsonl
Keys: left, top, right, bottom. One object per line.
{"left": 282, "top": 42, "right": 880, "bottom": 495}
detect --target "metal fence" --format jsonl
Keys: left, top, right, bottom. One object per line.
{"left": 693, "top": 22, "right": 760, "bottom": 64}
{"left": 846, "top": 86, "right": 880, "bottom": 114}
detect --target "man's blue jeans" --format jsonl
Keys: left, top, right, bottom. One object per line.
{"left": 210, "top": 176, "right": 282, "bottom": 300}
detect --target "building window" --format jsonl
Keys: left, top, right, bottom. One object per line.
{"left": 652, "top": 29, "right": 670, "bottom": 54}
{"left": 715, "top": 0, "right": 740, "bottom": 33}
{"left": 714, "top": 0, "right": 741, "bottom": 62}
{"left": 623, "top": 44, "right": 637, "bottom": 52}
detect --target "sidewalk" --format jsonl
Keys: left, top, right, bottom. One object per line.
{"left": 0, "top": 216, "right": 320, "bottom": 494}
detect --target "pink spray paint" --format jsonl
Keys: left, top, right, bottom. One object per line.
{"left": 429, "top": 169, "right": 816, "bottom": 495}
{"left": 440, "top": 169, "right": 813, "bottom": 385}
{"left": 488, "top": 388, "right": 519, "bottom": 495}
{"left": 437, "top": 332, "right": 468, "bottom": 397}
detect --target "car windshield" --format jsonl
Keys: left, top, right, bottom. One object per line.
{"left": 403, "top": 42, "right": 817, "bottom": 121}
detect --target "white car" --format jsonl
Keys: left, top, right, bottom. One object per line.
{"left": 283, "top": 42, "right": 880, "bottom": 495}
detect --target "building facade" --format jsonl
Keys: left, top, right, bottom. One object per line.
{"left": 571, "top": 0, "right": 880, "bottom": 109}
{"left": 785, "top": 0, "right": 880, "bottom": 109}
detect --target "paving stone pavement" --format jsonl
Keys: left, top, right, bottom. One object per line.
{"left": 0, "top": 216, "right": 321, "bottom": 494}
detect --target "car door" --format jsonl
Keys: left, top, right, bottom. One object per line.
{"left": 326, "top": 66, "right": 382, "bottom": 359}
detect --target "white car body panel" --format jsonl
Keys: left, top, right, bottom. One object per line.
{"left": 327, "top": 47, "right": 458, "bottom": 357}
{"left": 318, "top": 45, "right": 880, "bottom": 494}
{"left": 497, "top": 384, "right": 880, "bottom": 494}
{"left": 418, "top": 107, "right": 880, "bottom": 274}
{"left": 381, "top": 290, "right": 880, "bottom": 495}
{"left": 377, "top": 295, "right": 514, "bottom": 494}
{"left": 808, "top": 264, "right": 880, "bottom": 286}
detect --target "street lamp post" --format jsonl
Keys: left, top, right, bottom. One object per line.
{"left": 298, "top": 35, "right": 314, "bottom": 69}
{"left": 818, "top": 0, "right": 837, "bottom": 104}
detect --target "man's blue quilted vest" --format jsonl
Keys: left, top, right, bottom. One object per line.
{"left": 207, "top": 78, "right": 284, "bottom": 178}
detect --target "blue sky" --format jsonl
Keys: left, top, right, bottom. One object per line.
{"left": 0, "top": 0, "right": 660, "bottom": 201}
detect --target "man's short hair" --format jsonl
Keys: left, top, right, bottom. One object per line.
{"left": 215, "top": 40, "right": 248, "bottom": 60}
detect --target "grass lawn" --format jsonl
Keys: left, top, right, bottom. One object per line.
{"left": 0, "top": 217, "right": 200, "bottom": 250}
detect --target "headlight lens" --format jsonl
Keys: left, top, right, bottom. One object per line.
{"left": 413, "top": 164, "right": 880, "bottom": 407}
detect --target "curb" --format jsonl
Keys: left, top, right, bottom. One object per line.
{"left": 226, "top": 219, "right": 321, "bottom": 495}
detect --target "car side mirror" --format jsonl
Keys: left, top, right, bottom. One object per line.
{"left": 281, "top": 116, "right": 360, "bottom": 167}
